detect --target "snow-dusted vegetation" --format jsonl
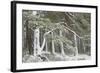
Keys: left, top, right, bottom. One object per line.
{"left": 22, "top": 10, "right": 91, "bottom": 63}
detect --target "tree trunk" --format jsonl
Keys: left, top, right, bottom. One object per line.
{"left": 51, "top": 32, "right": 55, "bottom": 54}
{"left": 59, "top": 30, "right": 65, "bottom": 55}
{"left": 39, "top": 37, "right": 46, "bottom": 54}
{"left": 45, "top": 41, "right": 48, "bottom": 52}
{"left": 33, "top": 28, "right": 46, "bottom": 56}
{"left": 82, "top": 39, "right": 85, "bottom": 53}
{"left": 34, "top": 28, "right": 40, "bottom": 56}
{"left": 33, "top": 28, "right": 60, "bottom": 56}
{"left": 74, "top": 33, "right": 78, "bottom": 56}
{"left": 26, "top": 20, "right": 33, "bottom": 55}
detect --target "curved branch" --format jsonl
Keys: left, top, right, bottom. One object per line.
{"left": 59, "top": 22, "right": 82, "bottom": 38}
{"left": 40, "top": 28, "right": 57, "bottom": 52}
{"left": 44, "top": 28, "right": 57, "bottom": 36}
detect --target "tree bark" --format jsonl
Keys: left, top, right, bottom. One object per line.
{"left": 51, "top": 32, "right": 55, "bottom": 54}
{"left": 59, "top": 30, "right": 65, "bottom": 55}
{"left": 82, "top": 39, "right": 85, "bottom": 53}
{"left": 39, "top": 37, "right": 46, "bottom": 53}
{"left": 74, "top": 33, "right": 78, "bottom": 56}
{"left": 26, "top": 20, "right": 33, "bottom": 55}
{"left": 33, "top": 28, "right": 46, "bottom": 55}
{"left": 45, "top": 41, "right": 48, "bottom": 52}
{"left": 34, "top": 28, "right": 40, "bottom": 56}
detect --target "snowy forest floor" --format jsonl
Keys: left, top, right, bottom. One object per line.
{"left": 22, "top": 53, "right": 91, "bottom": 63}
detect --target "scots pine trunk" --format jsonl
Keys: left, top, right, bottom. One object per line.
{"left": 51, "top": 32, "right": 55, "bottom": 54}
{"left": 26, "top": 20, "right": 33, "bottom": 55}
{"left": 59, "top": 30, "right": 65, "bottom": 55}
{"left": 34, "top": 28, "right": 40, "bottom": 56}
{"left": 45, "top": 41, "right": 48, "bottom": 52}
{"left": 82, "top": 40, "right": 85, "bottom": 53}
{"left": 33, "top": 28, "right": 46, "bottom": 56}
{"left": 74, "top": 33, "right": 78, "bottom": 56}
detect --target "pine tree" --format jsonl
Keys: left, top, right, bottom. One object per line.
{"left": 22, "top": 10, "right": 91, "bottom": 62}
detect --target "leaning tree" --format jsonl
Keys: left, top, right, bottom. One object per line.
{"left": 22, "top": 10, "right": 91, "bottom": 59}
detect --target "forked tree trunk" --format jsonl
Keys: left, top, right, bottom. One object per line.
{"left": 33, "top": 28, "right": 46, "bottom": 56}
